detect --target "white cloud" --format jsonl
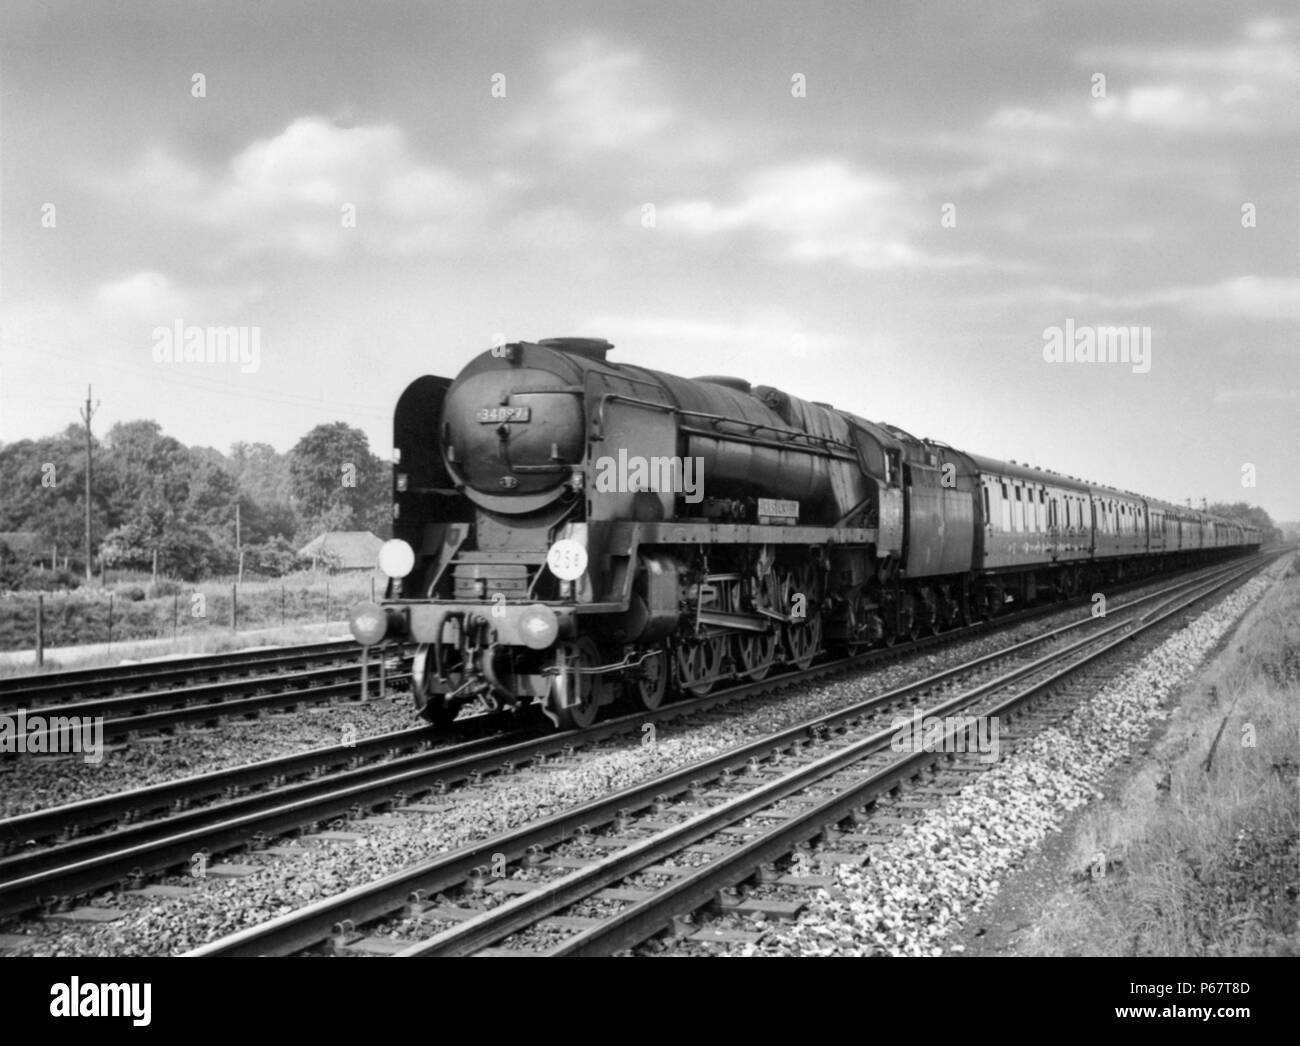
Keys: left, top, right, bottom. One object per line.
{"left": 658, "top": 162, "right": 894, "bottom": 237}
{"left": 94, "top": 272, "right": 189, "bottom": 320}
{"left": 955, "top": 276, "right": 1300, "bottom": 320}
{"left": 578, "top": 312, "right": 839, "bottom": 353}
{"left": 100, "top": 117, "right": 493, "bottom": 259}
{"left": 93, "top": 272, "right": 264, "bottom": 324}
{"left": 1078, "top": 29, "right": 1299, "bottom": 81}
{"left": 985, "top": 107, "right": 1073, "bottom": 132}
{"left": 1178, "top": 276, "right": 1300, "bottom": 319}
{"left": 505, "top": 37, "right": 722, "bottom": 163}
{"left": 1077, "top": 20, "right": 1298, "bottom": 132}
{"left": 647, "top": 160, "right": 987, "bottom": 270}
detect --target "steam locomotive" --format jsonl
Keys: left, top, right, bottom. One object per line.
{"left": 349, "top": 337, "right": 1261, "bottom": 730}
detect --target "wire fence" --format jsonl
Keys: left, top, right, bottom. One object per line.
{"left": 2, "top": 573, "right": 382, "bottom": 661}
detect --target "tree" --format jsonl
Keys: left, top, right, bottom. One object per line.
{"left": 0, "top": 539, "right": 29, "bottom": 590}
{"left": 244, "top": 536, "right": 298, "bottom": 577}
{"left": 0, "top": 427, "right": 107, "bottom": 563}
{"left": 288, "top": 423, "right": 387, "bottom": 539}
{"left": 184, "top": 453, "right": 241, "bottom": 533}
{"left": 1207, "top": 502, "right": 1282, "bottom": 544}
{"left": 100, "top": 511, "right": 221, "bottom": 581}
{"left": 100, "top": 421, "right": 191, "bottom": 525}
{"left": 225, "top": 441, "right": 297, "bottom": 541}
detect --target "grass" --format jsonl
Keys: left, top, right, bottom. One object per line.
{"left": 0, "top": 571, "right": 381, "bottom": 661}
{"left": 0, "top": 622, "right": 360, "bottom": 678}
{"left": 1025, "top": 553, "right": 1300, "bottom": 956}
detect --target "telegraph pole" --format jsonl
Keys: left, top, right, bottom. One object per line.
{"left": 79, "top": 385, "right": 99, "bottom": 581}
{"left": 235, "top": 501, "right": 244, "bottom": 584}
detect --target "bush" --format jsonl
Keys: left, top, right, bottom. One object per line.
{"left": 148, "top": 578, "right": 184, "bottom": 598}
{"left": 18, "top": 568, "right": 83, "bottom": 592}
{"left": 244, "top": 536, "right": 298, "bottom": 578}
{"left": 117, "top": 584, "right": 148, "bottom": 602}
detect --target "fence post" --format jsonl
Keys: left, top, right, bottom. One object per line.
{"left": 361, "top": 643, "right": 369, "bottom": 702}
{"left": 107, "top": 592, "right": 114, "bottom": 648}
{"left": 325, "top": 579, "right": 330, "bottom": 624}
{"left": 35, "top": 593, "right": 44, "bottom": 667}
{"left": 230, "top": 583, "right": 237, "bottom": 633}
{"left": 173, "top": 593, "right": 179, "bottom": 642}
{"left": 379, "top": 641, "right": 387, "bottom": 696}
{"left": 281, "top": 583, "right": 286, "bottom": 627}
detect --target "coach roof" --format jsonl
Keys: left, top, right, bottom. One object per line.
{"left": 966, "top": 453, "right": 1092, "bottom": 493}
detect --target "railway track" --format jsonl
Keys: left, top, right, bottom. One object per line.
{"left": 1, "top": 643, "right": 411, "bottom": 746}
{"left": 173, "top": 554, "right": 1268, "bottom": 956}
{"left": 0, "top": 559, "right": 1254, "bottom": 920}
{"left": 1, "top": 638, "right": 362, "bottom": 707}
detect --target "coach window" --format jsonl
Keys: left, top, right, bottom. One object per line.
{"left": 982, "top": 485, "right": 990, "bottom": 526}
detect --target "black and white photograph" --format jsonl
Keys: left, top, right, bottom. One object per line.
{"left": 0, "top": 0, "right": 1296, "bottom": 1010}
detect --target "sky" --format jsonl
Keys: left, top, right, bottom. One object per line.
{"left": 1, "top": 0, "right": 1297, "bottom": 519}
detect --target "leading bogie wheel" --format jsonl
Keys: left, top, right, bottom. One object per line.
{"left": 551, "top": 637, "right": 603, "bottom": 730}
{"left": 412, "top": 643, "right": 463, "bottom": 728}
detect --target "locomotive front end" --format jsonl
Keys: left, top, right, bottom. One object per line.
{"left": 352, "top": 334, "right": 878, "bottom": 733}
{"left": 351, "top": 338, "right": 634, "bottom": 730}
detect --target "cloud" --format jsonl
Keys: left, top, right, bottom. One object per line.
{"left": 985, "top": 107, "right": 1073, "bottom": 133}
{"left": 1212, "top": 386, "right": 1298, "bottom": 404}
{"left": 505, "top": 36, "right": 722, "bottom": 164}
{"left": 100, "top": 117, "right": 492, "bottom": 259}
{"left": 955, "top": 277, "right": 1300, "bottom": 320}
{"left": 1078, "top": 24, "right": 1299, "bottom": 81}
{"left": 93, "top": 272, "right": 263, "bottom": 324}
{"left": 94, "top": 272, "right": 190, "bottom": 320}
{"left": 577, "top": 312, "right": 841, "bottom": 356}
{"left": 646, "top": 161, "right": 989, "bottom": 270}
{"left": 914, "top": 17, "right": 1298, "bottom": 195}
{"left": 1077, "top": 18, "right": 1298, "bottom": 132}
{"left": 1176, "top": 276, "right": 1300, "bottom": 319}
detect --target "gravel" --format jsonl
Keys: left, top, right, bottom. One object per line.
{"left": 2, "top": 573, "right": 1249, "bottom": 956}
{"left": 0, "top": 692, "right": 420, "bottom": 819}
{"left": 737, "top": 573, "right": 1274, "bottom": 956}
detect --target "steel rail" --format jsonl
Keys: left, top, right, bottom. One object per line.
{"left": 401, "top": 555, "right": 1265, "bottom": 955}
{"left": 181, "top": 555, "right": 1268, "bottom": 956}
{"left": 0, "top": 639, "right": 367, "bottom": 705}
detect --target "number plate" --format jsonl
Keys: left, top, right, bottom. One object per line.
{"left": 757, "top": 498, "right": 800, "bottom": 523}
{"left": 477, "top": 406, "right": 532, "bottom": 423}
